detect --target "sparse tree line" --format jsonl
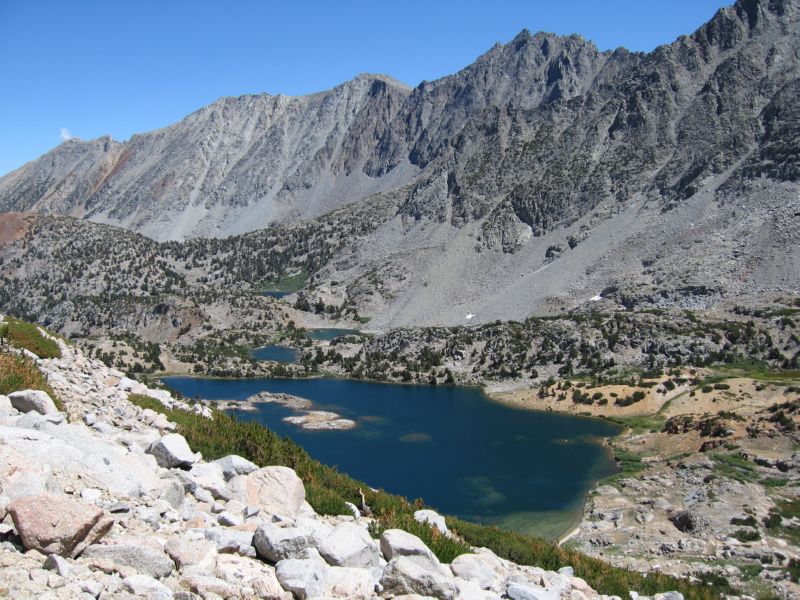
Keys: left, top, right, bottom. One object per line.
{"left": 305, "top": 304, "right": 799, "bottom": 387}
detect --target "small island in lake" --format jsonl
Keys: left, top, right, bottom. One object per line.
{"left": 220, "top": 391, "right": 356, "bottom": 431}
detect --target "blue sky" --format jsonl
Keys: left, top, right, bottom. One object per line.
{"left": 0, "top": 0, "right": 730, "bottom": 177}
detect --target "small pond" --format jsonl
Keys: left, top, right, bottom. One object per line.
{"left": 249, "top": 345, "right": 298, "bottom": 363}
{"left": 304, "top": 328, "right": 361, "bottom": 341}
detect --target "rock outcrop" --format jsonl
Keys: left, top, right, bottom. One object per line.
{"left": 146, "top": 433, "right": 199, "bottom": 469}
{"left": 8, "top": 494, "right": 112, "bottom": 557}
{"left": 8, "top": 390, "right": 58, "bottom": 415}
{"left": 239, "top": 466, "right": 307, "bottom": 518}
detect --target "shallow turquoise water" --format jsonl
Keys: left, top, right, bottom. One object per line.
{"left": 162, "top": 376, "right": 620, "bottom": 538}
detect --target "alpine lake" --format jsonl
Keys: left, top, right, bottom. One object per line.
{"left": 163, "top": 330, "right": 621, "bottom": 540}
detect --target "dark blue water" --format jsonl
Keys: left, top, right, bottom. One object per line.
{"left": 259, "top": 291, "right": 291, "bottom": 299}
{"left": 162, "top": 376, "right": 620, "bottom": 538}
{"left": 305, "top": 328, "right": 361, "bottom": 341}
{"left": 249, "top": 345, "right": 298, "bottom": 363}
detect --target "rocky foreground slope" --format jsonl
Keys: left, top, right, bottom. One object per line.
{"left": 0, "top": 323, "right": 693, "bottom": 599}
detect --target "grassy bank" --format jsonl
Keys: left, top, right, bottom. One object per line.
{"left": 0, "top": 317, "right": 64, "bottom": 410}
{"left": 130, "top": 393, "right": 720, "bottom": 600}
{"left": 1, "top": 317, "right": 61, "bottom": 359}
{"left": 259, "top": 270, "right": 308, "bottom": 293}
{"left": 0, "top": 354, "right": 62, "bottom": 411}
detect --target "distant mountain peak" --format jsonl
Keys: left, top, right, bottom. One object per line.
{"left": 0, "top": 0, "right": 797, "bottom": 246}
{"left": 349, "top": 72, "right": 411, "bottom": 89}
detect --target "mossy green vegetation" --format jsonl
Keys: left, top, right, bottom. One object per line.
{"left": 595, "top": 412, "right": 664, "bottom": 484}
{"left": 0, "top": 353, "right": 64, "bottom": 411}
{"left": 604, "top": 413, "right": 666, "bottom": 435}
{"left": 261, "top": 270, "right": 308, "bottom": 292}
{"left": 711, "top": 452, "right": 761, "bottom": 483}
{"left": 716, "top": 361, "right": 800, "bottom": 383}
{"left": 128, "top": 393, "right": 720, "bottom": 599}
{"left": 604, "top": 446, "right": 646, "bottom": 481}
{"left": 760, "top": 477, "right": 789, "bottom": 488}
{"left": 1, "top": 317, "right": 61, "bottom": 359}
{"left": 763, "top": 499, "right": 800, "bottom": 546}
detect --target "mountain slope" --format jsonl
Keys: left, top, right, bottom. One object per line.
{"left": 0, "top": 75, "right": 415, "bottom": 240}
{"left": 3, "top": 0, "right": 795, "bottom": 245}
{"left": 308, "top": 0, "right": 800, "bottom": 327}
{"left": 0, "top": 0, "right": 798, "bottom": 328}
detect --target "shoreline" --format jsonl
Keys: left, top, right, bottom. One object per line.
{"left": 483, "top": 381, "right": 680, "bottom": 420}
{"left": 483, "top": 386, "right": 644, "bottom": 544}
{"left": 558, "top": 524, "right": 582, "bottom": 546}
{"left": 484, "top": 386, "right": 633, "bottom": 433}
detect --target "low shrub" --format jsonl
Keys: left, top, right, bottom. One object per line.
{"left": 614, "top": 391, "right": 645, "bottom": 407}
{"left": 711, "top": 452, "right": 759, "bottom": 483}
{"left": 1, "top": 318, "right": 61, "bottom": 359}
{"left": 448, "top": 518, "right": 719, "bottom": 600}
{"left": 732, "top": 529, "right": 761, "bottom": 543}
{"left": 0, "top": 353, "right": 64, "bottom": 411}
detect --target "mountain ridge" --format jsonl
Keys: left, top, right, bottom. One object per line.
{"left": 5, "top": 0, "right": 796, "bottom": 242}
{"left": 0, "top": 0, "right": 798, "bottom": 328}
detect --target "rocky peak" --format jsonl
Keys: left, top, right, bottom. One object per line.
{"left": 734, "top": 0, "right": 797, "bottom": 26}
{"left": 368, "top": 28, "right": 611, "bottom": 172}
{"left": 344, "top": 72, "right": 411, "bottom": 91}
{"left": 451, "top": 27, "right": 608, "bottom": 108}
{"left": 687, "top": 0, "right": 796, "bottom": 55}
{"left": 1, "top": 1, "right": 798, "bottom": 243}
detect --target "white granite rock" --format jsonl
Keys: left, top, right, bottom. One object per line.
{"left": 8, "top": 390, "right": 59, "bottom": 415}
{"left": 380, "top": 529, "right": 439, "bottom": 566}
{"left": 381, "top": 556, "right": 458, "bottom": 599}
{"left": 146, "top": 433, "right": 198, "bottom": 469}
{"left": 254, "top": 522, "right": 317, "bottom": 562}
{"left": 82, "top": 543, "right": 175, "bottom": 578}
{"left": 450, "top": 552, "right": 508, "bottom": 593}
{"left": 214, "top": 454, "right": 259, "bottom": 480}
{"left": 414, "top": 509, "right": 450, "bottom": 535}
{"left": 318, "top": 521, "right": 383, "bottom": 569}
{"left": 275, "top": 556, "right": 331, "bottom": 599}
{"left": 164, "top": 537, "right": 217, "bottom": 571}
{"left": 239, "top": 466, "right": 306, "bottom": 518}
{"left": 507, "top": 581, "right": 560, "bottom": 600}
{"left": 122, "top": 573, "right": 173, "bottom": 599}
{"left": 0, "top": 394, "right": 17, "bottom": 416}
